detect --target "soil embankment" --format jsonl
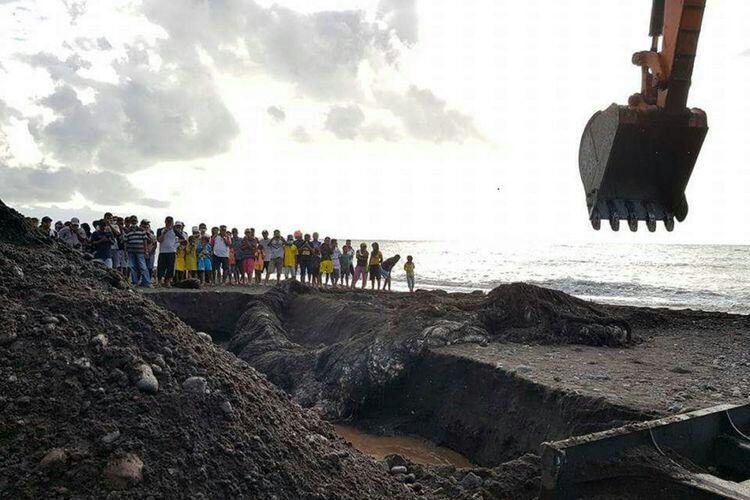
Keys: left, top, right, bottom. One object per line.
{"left": 0, "top": 200, "right": 412, "bottom": 499}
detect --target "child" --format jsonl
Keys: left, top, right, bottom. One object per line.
{"left": 197, "top": 236, "right": 213, "bottom": 284}
{"left": 175, "top": 239, "right": 187, "bottom": 282}
{"left": 185, "top": 236, "right": 198, "bottom": 279}
{"left": 404, "top": 255, "right": 415, "bottom": 292}
{"left": 310, "top": 246, "right": 322, "bottom": 288}
{"left": 254, "top": 245, "right": 265, "bottom": 285}
{"left": 283, "top": 234, "right": 298, "bottom": 280}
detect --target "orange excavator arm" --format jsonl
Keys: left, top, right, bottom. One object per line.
{"left": 631, "top": 0, "right": 707, "bottom": 113}
{"left": 578, "top": 0, "right": 709, "bottom": 232}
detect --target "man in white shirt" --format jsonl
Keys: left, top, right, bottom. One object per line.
{"left": 265, "top": 229, "right": 285, "bottom": 284}
{"left": 211, "top": 225, "right": 232, "bottom": 285}
{"left": 156, "top": 216, "right": 183, "bottom": 287}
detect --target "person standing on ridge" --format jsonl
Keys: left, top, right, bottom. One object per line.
{"left": 283, "top": 234, "right": 298, "bottom": 280}
{"left": 266, "top": 229, "right": 285, "bottom": 284}
{"left": 124, "top": 219, "right": 152, "bottom": 288}
{"left": 211, "top": 225, "right": 232, "bottom": 285}
{"left": 352, "top": 243, "right": 369, "bottom": 289}
{"left": 319, "top": 237, "right": 334, "bottom": 287}
{"left": 369, "top": 242, "right": 383, "bottom": 290}
{"left": 381, "top": 254, "right": 401, "bottom": 291}
{"left": 404, "top": 255, "right": 416, "bottom": 292}
{"left": 297, "top": 234, "right": 314, "bottom": 284}
{"left": 156, "top": 216, "right": 181, "bottom": 287}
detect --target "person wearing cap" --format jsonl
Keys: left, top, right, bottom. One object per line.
{"left": 156, "top": 216, "right": 182, "bottom": 287}
{"left": 57, "top": 217, "right": 87, "bottom": 251}
{"left": 352, "top": 243, "right": 369, "bottom": 289}
{"left": 40, "top": 216, "right": 54, "bottom": 237}
{"left": 123, "top": 219, "right": 152, "bottom": 287}
{"left": 283, "top": 235, "right": 298, "bottom": 280}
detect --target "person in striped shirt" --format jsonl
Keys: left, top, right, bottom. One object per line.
{"left": 124, "top": 220, "right": 153, "bottom": 288}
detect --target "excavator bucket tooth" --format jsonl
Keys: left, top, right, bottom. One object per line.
{"left": 579, "top": 104, "right": 708, "bottom": 231}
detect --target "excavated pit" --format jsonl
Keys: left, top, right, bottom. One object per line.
{"left": 150, "top": 283, "right": 652, "bottom": 470}
{"left": 149, "top": 280, "right": 750, "bottom": 498}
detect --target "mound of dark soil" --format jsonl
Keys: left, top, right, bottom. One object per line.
{"left": 0, "top": 200, "right": 411, "bottom": 499}
{"left": 478, "top": 283, "right": 633, "bottom": 346}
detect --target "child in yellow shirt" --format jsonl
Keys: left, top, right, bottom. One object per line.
{"left": 404, "top": 255, "right": 415, "bottom": 292}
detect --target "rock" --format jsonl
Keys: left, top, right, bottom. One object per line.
{"left": 667, "top": 403, "right": 683, "bottom": 413}
{"left": 74, "top": 357, "right": 91, "bottom": 370}
{"left": 135, "top": 364, "right": 159, "bottom": 394}
{"left": 150, "top": 364, "right": 163, "bottom": 375}
{"left": 41, "top": 448, "right": 68, "bottom": 466}
{"left": 390, "top": 465, "right": 408, "bottom": 475}
{"left": 182, "top": 376, "right": 209, "bottom": 394}
{"left": 101, "top": 430, "right": 121, "bottom": 444}
{"left": 410, "top": 483, "right": 423, "bottom": 493}
{"left": 91, "top": 334, "right": 108, "bottom": 348}
{"left": 196, "top": 332, "right": 213, "bottom": 343}
{"left": 402, "top": 473, "right": 416, "bottom": 484}
{"left": 220, "top": 401, "right": 233, "bottom": 415}
{"left": 10, "top": 264, "right": 24, "bottom": 278}
{"left": 0, "top": 330, "right": 18, "bottom": 346}
{"left": 731, "top": 387, "right": 742, "bottom": 397}
{"left": 42, "top": 316, "right": 60, "bottom": 325}
{"left": 103, "top": 453, "right": 144, "bottom": 489}
{"left": 670, "top": 366, "right": 692, "bottom": 374}
{"left": 460, "top": 472, "right": 482, "bottom": 491}
{"left": 515, "top": 365, "right": 533, "bottom": 374}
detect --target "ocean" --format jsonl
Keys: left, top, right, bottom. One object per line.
{"left": 375, "top": 242, "right": 750, "bottom": 315}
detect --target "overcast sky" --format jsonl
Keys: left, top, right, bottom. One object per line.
{"left": 1, "top": 0, "right": 748, "bottom": 244}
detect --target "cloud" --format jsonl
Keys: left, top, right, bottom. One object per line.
{"left": 377, "top": 0, "right": 419, "bottom": 46}
{"left": 741, "top": 49, "right": 750, "bottom": 57}
{"left": 24, "top": 49, "right": 240, "bottom": 174}
{"left": 325, "top": 104, "right": 366, "bottom": 140}
{"left": 361, "top": 123, "right": 400, "bottom": 142}
{"left": 0, "top": 164, "right": 148, "bottom": 206}
{"left": 290, "top": 126, "right": 311, "bottom": 143}
{"left": 376, "top": 85, "right": 482, "bottom": 143}
{"left": 142, "top": 0, "right": 399, "bottom": 100}
{"left": 267, "top": 106, "right": 286, "bottom": 122}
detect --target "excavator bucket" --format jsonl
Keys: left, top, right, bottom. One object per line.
{"left": 540, "top": 403, "right": 750, "bottom": 499}
{"left": 579, "top": 104, "right": 708, "bottom": 232}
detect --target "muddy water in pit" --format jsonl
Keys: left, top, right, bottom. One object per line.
{"left": 334, "top": 425, "right": 472, "bottom": 468}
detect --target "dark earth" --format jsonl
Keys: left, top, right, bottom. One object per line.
{"left": 2, "top": 198, "right": 749, "bottom": 499}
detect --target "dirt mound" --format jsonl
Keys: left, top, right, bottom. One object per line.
{"left": 0, "top": 200, "right": 411, "bottom": 499}
{"left": 478, "top": 283, "right": 633, "bottom": 346}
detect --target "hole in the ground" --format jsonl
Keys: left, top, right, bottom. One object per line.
{"left": 148, "top": 286, "right": 650, "bottom": 472}
{"left": 150, "top": 285, "right": 750, "bottom": 498}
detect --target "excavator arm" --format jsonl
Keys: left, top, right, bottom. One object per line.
{"left": 579, "top": 0, "right": 709, "bottom": 232}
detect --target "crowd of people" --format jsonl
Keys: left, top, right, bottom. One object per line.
{"left": 27, "top": 214, "right": 417, "bottom": 292}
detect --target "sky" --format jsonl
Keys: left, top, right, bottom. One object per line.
{"left": 0, "top": 0, "right": 749, "bottom": 244}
